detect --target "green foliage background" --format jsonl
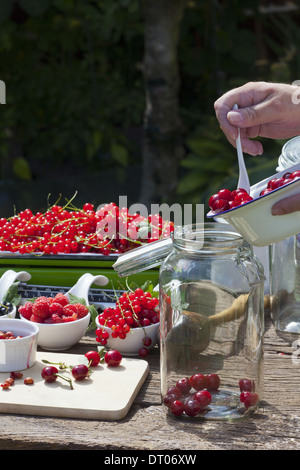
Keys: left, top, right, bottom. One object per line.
{"left": 0, "top": 0, "right": 300, "bottom": 214}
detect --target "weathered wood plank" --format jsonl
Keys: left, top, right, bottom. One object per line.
{"left": 0, "top": 314, "right": 299, "bottom": 450}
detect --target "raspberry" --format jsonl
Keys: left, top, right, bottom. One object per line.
{"left": 30, "top": 313, "right": 43, "bottom": 323}
{"left": 32, "top": 297, "right": 50, "bottom": 319}
{"left": 49, "top": 302, "right": 64, "bottom": 316}
{"left": 63, "top": 304, "right": 78, "bottom": 317}
{"left": 73, "top": 303, "right": 89, "bottom": 318}
{"left": 45, "top": 313, "right": 62, "bottom": 323}
{"left": 53, "top": 293, "right": 69, "bottom": 307}
{"left": 18, "top": 302, "right": 33, "bottom": 320}
{"left": 61, "top": 313, "right": 78, "bottom": 322}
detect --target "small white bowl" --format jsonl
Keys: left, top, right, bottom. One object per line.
{"left": 207, "top": 163, "right": 300, "bottom": 247}
{"left": 0, "top": 305, "right": 17, "bottom": 319}
{"left": 95, "top": 315, "right": 159, "bottom": 356}
{"left": 20, "top": 312, "right": 91, "bottom": 351}
{"left": 0, "top": 318, "right": 39, "bottom": 372}
{"left": 19, "top": 273, "right": 109, "bottom": 351}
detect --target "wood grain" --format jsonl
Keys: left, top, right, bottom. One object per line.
{"left": 0, "top": 311, "right": 299, "bottom": 450}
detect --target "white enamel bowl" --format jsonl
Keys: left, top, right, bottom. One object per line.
{"left": 0, "top": 319, "right": 39, "bottom": 372}
{"left": 207, "top": 163, "right": 300, "bottom": 247}
{"left": 95, "top": 315, "right": 159, "bottom": 356}
{"left": 19, "top": 273, "right": 108, "bottom": 351}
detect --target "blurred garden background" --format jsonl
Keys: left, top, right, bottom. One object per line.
{"left": 0, "top": 0, "right": 300, "bottom": 218}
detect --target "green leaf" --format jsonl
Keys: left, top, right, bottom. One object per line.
{"left": 86, "top": 304, "right": 98, "bottom": 333}
{"left": 2, "top": 281, "right": 21, "bottom": 307}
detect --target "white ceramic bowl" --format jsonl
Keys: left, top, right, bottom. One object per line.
{"left": 19, "top": 273, "right": 109, "bottom": 351}
{"left": 95, "top": 315, "right": 159, "bottom": 356}
{"left": 207, "top": 163, "right": 300, "bottom": 247}
{"left": 20, "top": 311, "right": 91, "bottom": 351}
{"left": 0, "top": 318, "right": 39, "bottom": 372}
{"left": 0, "top": 305, "right": 17, "bottom": 319}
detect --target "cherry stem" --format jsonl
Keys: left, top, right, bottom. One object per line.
{"left": 42, "top": 359, "right": 69, "bottom": 370}
{"left": 56, "top": 373, "right": 74, "bottom": 390}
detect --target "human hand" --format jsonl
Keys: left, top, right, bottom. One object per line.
{"left": 214, "top": 81, "right": 300, "bottom": 156}
{"left": 272, "top": 194, "right": 300, "bottom": 215}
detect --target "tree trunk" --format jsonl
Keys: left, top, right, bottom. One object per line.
{"left": 140, "top": 0, "right": 187, "bottom": 207}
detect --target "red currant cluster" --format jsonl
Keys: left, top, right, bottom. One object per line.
{"left": 164, "top": 374, "right": 259, "bottom": 417}
{"left": 259, "top": 170, "right": 300, "bottom": 196}
{"left": 0, "top": 199, "right": 174, "bottom": 256}
{"left": 209, "top": 188, "right": 253, "bottom": 214}
{"left": 96, "top": 288, "right": 159, "bottom": 356}
{"left": 18, "top": 293, "right": 89, "bottom": 324}
{"left": 96, "top": 202, "right": 174, "bottom": 250}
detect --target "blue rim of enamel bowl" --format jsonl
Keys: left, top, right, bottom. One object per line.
{"left": 206, "top": 176, "right": 300, "bottom": 218}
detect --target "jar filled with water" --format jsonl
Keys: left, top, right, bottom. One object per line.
{"left": 159, "top": 223, "right": 264, "bottom": 420}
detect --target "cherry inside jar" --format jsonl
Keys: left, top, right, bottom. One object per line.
{"left": 159, "top": 223, "right": 264, "bottom": 421}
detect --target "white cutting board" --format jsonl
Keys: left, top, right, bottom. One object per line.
{"left": 0, "top": 351, "right": 149, "bottom": 420}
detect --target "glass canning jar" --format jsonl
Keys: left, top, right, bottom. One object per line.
{"left": 159, "top": 223, "right": 265, "bottom": 420}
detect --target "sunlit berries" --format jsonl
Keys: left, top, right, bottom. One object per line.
{"left": 209, "top": 170, "right": 300, "bottom": 215}
{"left": 0, "top": 201, "right": 174, "bottom": 256}
{"left": 209, "top": 188, "right": 253, "bottom": 214}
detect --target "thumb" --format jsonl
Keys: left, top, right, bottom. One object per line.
{"left": 227, "top": 102, "right": 273, "bottom": 128}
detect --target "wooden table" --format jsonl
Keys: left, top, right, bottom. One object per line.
{"left": 0, "top": 310, "right": 299, "bottom": 451}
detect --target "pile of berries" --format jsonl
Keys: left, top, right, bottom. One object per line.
{"left": 0, "top": 302, "right": 14, "bottom": 317}
{"left": 164, "top": 373, "right": 259, "bottom": 417}
{"left": 208, "top": 170, "right": 300, "bottom": 215}
{"left": 0, "top": 199, "right": 174, "bottom": 256}
{"left": 96, "top": 288, "right": 159, "bottom": 357}
{"left": 18, "top": 293, "right": 89, "bottom": 324}
{"left": 209, "top": 188, "right": 253, "bottom": 214}
{"left": 259, "top": 170, "right": 300, "bottom": 196}
{"left": 0, "top": 330, "right": 23, "bottom": 340}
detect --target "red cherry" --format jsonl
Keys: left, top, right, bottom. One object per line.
{"left": 291, "top": 170, "right": 300, "bottom": 179}
{"left": 194, "top": 390, "right": 212, "bottom": 408}
{"left": 240, "top": 391, "right": 259, "bottom": 409}
{"left": 260, "top": 188, "right": 272, "bottom": 196}
{"left": 84, "top": 350, "right": 101, "bottom": 367}
{"left": 208, "top": 193, "right": 220, "bottom": 210}
{"left": 41, "top": 366, "right": 58, "bottom": 383}
{"left": 239, "top": 378, "right": 255, "bottom": 392}
{"left": 176, "top": 377, "right": 192, "bottom": 395}
{"left": 184, "top": 397, "right": 202, "bottom": 417}
{"left": 217, "top": 189, "right": 234, "bottom": 201}
{"left": 189, "top": 373, "right": 206, "bottom": 391}
{"left": 104, "top": 350, "right": 122, "bottom": 367}
{"left": 71, "top": 364, "right": 89, "bottom": 381}
{"left": 205, "top": 373, "right": 220, "bottom": 391}
{"left": 212, "top": 198, "right": 230, "bottom": 213}
{"left": 169, "top": 400, "right": 184, "bottom": 416}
